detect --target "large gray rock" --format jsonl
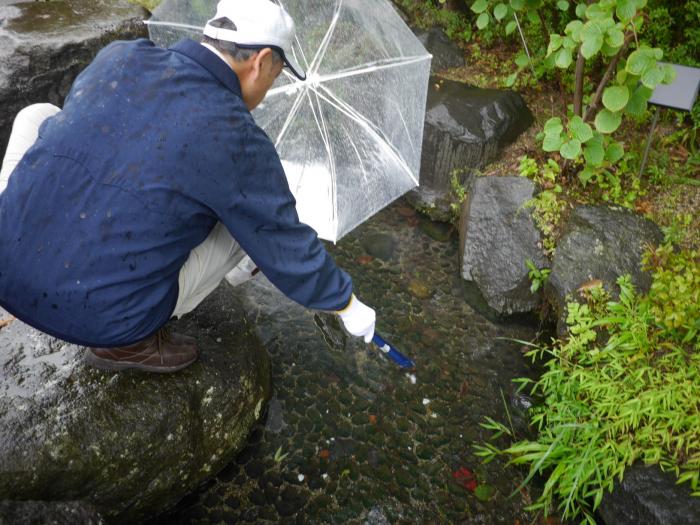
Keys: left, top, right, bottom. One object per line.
{"left": 598, "top": 464, "right": 700, "bottom": 525}
{"left": 0, "top": 500, "right": 104, "bottom": 525}
{"left": 0, "top": 0, "right": 148, "bottom": 153}
{"left": 459, "top": 176, "right": 548, "bottom": 315}
{"left": 406, "top": 78, "right": 533, "bottom": 220}
{"left": 413, "top": 27, "right": 465, "bottom": 73}
{"left": 0, "top": 284, "right": 271, "bottom": 523}
{"left": 547, "top": 205, "right": 663, "bottom": 334}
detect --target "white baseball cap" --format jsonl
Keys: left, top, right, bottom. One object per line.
{"left": 203, "top": 0, "right": 306, "bottom": 81}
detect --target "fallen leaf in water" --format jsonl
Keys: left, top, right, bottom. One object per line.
{"left": 396, "top": 206, "right": 416, "bottom": 218}
{"left": 474, "top": 483, "right": 495, "bottom": 501}
{"left": 368, "top": 415, "right": 377, "bottom": 425}
{"left": 459, "top": 380, "right": 470, "bottom": 397}
{"left": 356, "top": 255, "right": 374, "bottom": 265}
{"left": 452, "top": 467, "right": 477, "bottom": 491}
{"left": 319, "top": 449, "right": 330, "bottom": 460}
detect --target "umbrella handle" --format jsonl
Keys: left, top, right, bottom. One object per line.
{"left": 371, "top": 332, "right": 415, "bottom": 369}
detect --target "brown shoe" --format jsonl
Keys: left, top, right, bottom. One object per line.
{"left": 85, "top": 327, "right": 198, "bottom": 373}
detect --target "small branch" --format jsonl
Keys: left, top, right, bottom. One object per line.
{"left": 573, "top": 48, "right": 586, "bottom": 117}
{"left": 583, "top": 33, "right": 635, "bottom": 123}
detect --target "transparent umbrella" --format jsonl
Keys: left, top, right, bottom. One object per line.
{"left": 147, "top": 0, "right": 432, "bottom": 242}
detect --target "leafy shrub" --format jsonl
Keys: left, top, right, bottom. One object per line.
{"left": 476, "top": 240, "right": 700, "bottom": 523}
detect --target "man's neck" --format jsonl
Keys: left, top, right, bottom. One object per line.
{"left": 200, "top": 42, "right": 234, "bottom": 71}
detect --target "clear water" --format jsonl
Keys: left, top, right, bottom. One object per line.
{"left": 154, "top": 199, "right": 545, "bottom": 524}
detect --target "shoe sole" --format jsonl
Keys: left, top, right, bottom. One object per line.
{"left": 84, "top": 351, "right": 197, "bottom": 373}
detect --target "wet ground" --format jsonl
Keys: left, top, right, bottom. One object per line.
{"left": 153, "top": 199, "right": 546, "bottom": 524}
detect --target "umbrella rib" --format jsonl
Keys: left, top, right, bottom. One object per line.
{"left": 274, "top": 86, "right": 308, "bottom": 149}
{"left": 143, "top": 20, "right": 205, "bottom": 32}
{"left": 308, "top": 0, "right": 343, "bottom": 74}
{"left": 311, "top": 84, "right": 417, "bottom": 184}
{"left": 307, "top": 89, "right": 338, "bottom": 229}
{"left": 317, "top": 55, "right": 432, "bottom": 83}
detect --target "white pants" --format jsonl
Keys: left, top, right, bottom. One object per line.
{"left": 1, "top": 104, "right": 256, "bottom": 320}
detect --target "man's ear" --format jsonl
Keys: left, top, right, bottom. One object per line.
{"left": 251, "top": 48, "right": 273, "bottom": 77}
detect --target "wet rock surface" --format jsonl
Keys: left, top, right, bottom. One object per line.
{"left": 407, "top": 79, "right": 534, "bottom": 220}
{"left": 598, "top": 464, "right": 700, "bottom": 525}
{"left": 0, "top": 286, "right": 271, "bottom": 523}
{"left": 0, "top": 500, "right": 104, "bottom": 525}
{"left": 547, "top": 205, "right": 663, "bottom": 334}
{"left": 151, "top": 200, "right": 543, "bottom": 524}
{"left": 0, "top": 0, "right": 148, "bottom": 152}
{"left": 459, "top": 176, "right": 548, "bottom": 315}
{"left": 413, "top": 27, "right": 465, "bottom": 74}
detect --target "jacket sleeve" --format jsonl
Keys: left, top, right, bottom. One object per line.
{"left": 214, "top": 123, "right": 353, "bottom": 311}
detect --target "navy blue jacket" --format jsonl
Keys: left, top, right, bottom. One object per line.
{"left": 0, "top": 39, "right": 352, "bottom": 347}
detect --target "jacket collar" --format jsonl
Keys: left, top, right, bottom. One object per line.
{"left": 169, "top": 39, "right": 242, "bottom": 97}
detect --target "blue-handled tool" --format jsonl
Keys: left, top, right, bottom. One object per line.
{"left": 371, "top": 332, "right": 415, "bottom": 369}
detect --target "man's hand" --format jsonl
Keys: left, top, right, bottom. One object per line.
{"left": 337, "top": 294, "right": 376, "bottom": 343}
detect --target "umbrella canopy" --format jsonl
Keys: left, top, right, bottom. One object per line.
{"left": 147, "top": 0, "right": 432, "bottom": 241}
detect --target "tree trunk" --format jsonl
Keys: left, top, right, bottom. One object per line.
{"left": 573, "top": 49, "right": 586, "bottom": 117}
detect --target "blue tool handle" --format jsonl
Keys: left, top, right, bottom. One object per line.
{"left": 371, "top": 332, "right": 416, "bottom": 369}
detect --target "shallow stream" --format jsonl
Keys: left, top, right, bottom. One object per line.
{"left": 154, "top": 199, "right": 545, "bottom": 524}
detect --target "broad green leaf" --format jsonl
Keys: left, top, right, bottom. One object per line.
{"left": 625, "top": 85, "right": 652, "bottom": 116}
{"left": 594, "top": 109, "right": 622, "bottom": 133}
{"left": 606, "top": 28, "right": 625, "bottom": 48}
{"left": 662, "top": 64, "right": 676, "bottom": 84}
{"left": 544, "top": 117, "right": 564, "bottom": 136}
{"left": 510, "top": 0, "right": 524, "bottom": 10}
{"left": 555, "top": 48, "right": 573, "bottom": 68}
{"left": 560, "top": 139, "right": 582, "bottom": 159}
{"left": 602, "top": 85, "right": 630, "bottom": 112}
{"left": 585, "top": 4, "right": 609, "bottom": 19}
{"left": 575, "top": 3, "right": 587, "bottom": 17}
{"left": 515, "top": 52, "right": 530, "bottom": 68}
{"left": 477, "top": 12, "right": 490, "bottom": 29}
{"left": 626, "top": 48, "right": 655, "bottom": 76}
{"left": 578, "top": 167, "right": 595, "bottom": 185}
{"left": 526, "top": 10, "right": 538, "bottom": 24}
{"left": 547, "top": 34, "right": 563, "bottom": 56}
{"left": 504, "top": 72, "right": 518, "bottom": 87}
{"left": 615, "top": 69, "right": 628, "bottom": 84}
{"left": 605, "top": 141, "right": 625, "bottom": 162}
{"left": 471, "top": 0, "right": 489, "bottom": 13}
{"left": 641, "top": 66, "right": 665, "bottom": 88}
{"left": 557, "top": 0, "right": 569, "bottom": 10}
{"left": 569, "top": 115, "right": 594, "bottom": 142}
{"left": 543, "top": 134, "right": 564, "bottom": 152}
{"left": 581, "top": 22, "right": 604, "bottom": 58}
{"left": 562, "top": 36, "right": 577, "bottom": 50}
{"left": 584, "top": 141, "right": 605, "bottom": 165}
{"left": 616, "top": 0, "right": 636, "bottom": 20}
{"left": 653, "top": 48, "right": 663, "bottom": 60}
{"left": 601, "top": 43, "right": 620, "bottom": 57}
{"left": 505, "top": 20, "right": 517, "bottom": 35}
{"left": 635, "top": 0, "right": 647, "bottom": 8}
{"left": 494, "top": 3, "right": 508, "bottom": 20}
{"left": 565, "top": 20, "right": 584, "bottom": 41}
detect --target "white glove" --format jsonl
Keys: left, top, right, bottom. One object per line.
{"left": 337, "top": 294, "right": 376, "bottom": 343}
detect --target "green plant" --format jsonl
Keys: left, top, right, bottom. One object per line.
{"left": 476, "top": 241, "right": 700, "bottom": 523}
{"left": 273, "top": 446, "right": 289, "bottom": 464}
{"left": 449, "top": 169, "right": 469, "bottom": 221}
{"left": 525, "top": 259, "right": 550, "bottom": 293}
{"left": 519, "top": 156, "right": 567, "bottom": 255}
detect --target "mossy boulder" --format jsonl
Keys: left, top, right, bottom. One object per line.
{"left": 406, "top": 78, "right": 533, "bottom": 221}
{"left": 546, "top": 205, "right": 663, "bottom": 335}
{"left": 459, "top": 176, "right": 548, "bottom": 315}
{"left": 0, "top": 283, "right": 271, "bottom": 523}
{"left": 0, "top": 0, "right": 148, "bottom": 153}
